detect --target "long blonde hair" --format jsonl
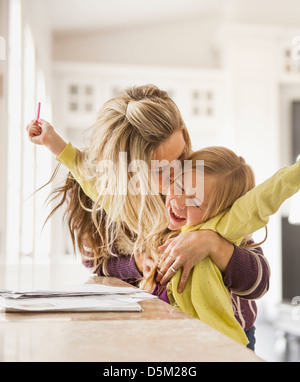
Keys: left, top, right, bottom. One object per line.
{"left": 53, "top": 84, "right": 191, "bottom": 269}
{"left": 142, "top": 146, "right": 267, "bottom": 292}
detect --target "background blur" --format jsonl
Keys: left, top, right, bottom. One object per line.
{"left": 1, "top": 0, "right": 300, "bottom": 361}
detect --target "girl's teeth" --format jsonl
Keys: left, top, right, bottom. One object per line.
{"left": 171, "top": 206, "right": 185, "bottom": 220}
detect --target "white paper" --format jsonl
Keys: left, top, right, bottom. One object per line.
{"left": 0, "top": 295, "right": 143, "bottom": 312}
{"left": 0, "top": 283, "right": 148, "bottom": 299}
{"left": 0, "top": 283, "right": 157, "bottom": 313}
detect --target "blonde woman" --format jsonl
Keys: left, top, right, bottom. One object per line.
{"left": 27, "top": 85, "right": 244, "bottom": 281}
{"left": 28, "top": 85, "right": 190, "bottom": 273}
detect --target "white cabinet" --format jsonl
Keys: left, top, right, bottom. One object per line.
{"left": 53, "top": 62, "right": 229, "bottom": 149}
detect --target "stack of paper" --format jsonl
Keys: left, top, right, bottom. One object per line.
{"left": 0, "top": 284, "right": 157, "bottom": 313}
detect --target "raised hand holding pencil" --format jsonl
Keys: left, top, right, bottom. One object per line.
{"left": 26, "top": 103, "right": 68, "bottom": 156}
{"left": 36, "top": 102, "right": 41, "bottom": 122}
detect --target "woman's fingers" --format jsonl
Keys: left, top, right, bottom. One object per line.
{"left": 158, "top": 257, "right": 193, "bottom": 293}
{"left": 158, "top": 237, "right": 174, "bottom": 252}
{"left": 158, "top": 257, "right": 182, "bottom": 286}
{"left": 158, "top": 254, "right": 176, "bottom": 274}
{"left": 177, "top": 264, "right": 193, "bottom": 293}
{"left": 158, "top": 238, "right": 175, "bottom": 265}
{"left": 156, "top": 238, "right": 178, "bottom": 282}
{"left": 156, "top": 253, "right": 175, "bottom": 282}
{"left": 158, "top": 237, "right": 176, "bottom": 252}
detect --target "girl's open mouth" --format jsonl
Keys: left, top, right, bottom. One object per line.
{"left": 169, "top": 205, "right": 187, "bottom": 224}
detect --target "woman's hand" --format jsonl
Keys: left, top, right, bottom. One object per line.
{"left": 156, "top": 230, "right": 235, "bottom": 293}
{"left": 26, "top": 119, "right": 67, "bottom": 156}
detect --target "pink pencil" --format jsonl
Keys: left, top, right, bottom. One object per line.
{"left": 36, "top": 102, "right": 41, "bottom": 121}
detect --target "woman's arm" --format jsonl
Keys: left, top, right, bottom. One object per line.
{"left": 223, "top": 244, "right": 270, "bottom": 300}
{"left": 156, "top": 230, "right": 235, "bottom": 293}
{"left": 157, "top": 231, "right": 270, "bottom": 299}
{"left": 82, "top": 239, "right": 156, "bottom": 283}
{"left": 82, "top": 244, "right": 143, "bottom": 283}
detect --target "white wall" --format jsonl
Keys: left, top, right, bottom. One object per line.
{"left": 221, "top": 25, "right": 282, "bottom": 315}
{"left": 53, "top": 18, "right": 221, "bottom": 68}
{"left": 0, "top": 0, "right": 8, "bottom": 260}
{"left": 23, "top": 0, "right": 53, "bottom": 95}
{"left": 3, "top": 0, "right": 54, "bottom": 268}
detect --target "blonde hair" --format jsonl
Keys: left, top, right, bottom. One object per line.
{"left": 142, "top": 146, "right": 268, "bottom": 292}
{"left": 52, "top": 84, "right": 192, "bottom": 270}
{"left": 44, "top": 170, "right": 106, "bottom": 272}
{"left": 188, "top": 147, "right": 256, "bottom": 223}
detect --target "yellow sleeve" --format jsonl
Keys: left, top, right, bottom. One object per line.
{"left": 216, "top": 160, "right": 300, "bottom": 243}
{"left": 56, "top": 143, "right": 99, "bottom": 203}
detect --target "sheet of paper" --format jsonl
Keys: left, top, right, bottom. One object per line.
{"left": 0, "top": 294, "right": 144, "bottom": 312}
{"left": 0, "top": 283, "right": 157, "bottom": 313}
{"left": 0, "top": 283, "right": 150, "bottom": 299}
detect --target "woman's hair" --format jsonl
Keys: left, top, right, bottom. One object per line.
{"left": 141, "top": 146, "right": 268, "bottom": 292}
{"left": 44, "top": 169, "right": 105, "bottom": 271}
{"left": 46, "top": 84, "right": 191, "bottom": 271}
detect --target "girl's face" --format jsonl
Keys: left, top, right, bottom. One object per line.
{"left": 165, "top": 172, "right": 216, "bottom": 230}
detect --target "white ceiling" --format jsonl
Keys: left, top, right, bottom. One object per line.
{"left": 42, "top": 0, "right": 300, "bottom": 32}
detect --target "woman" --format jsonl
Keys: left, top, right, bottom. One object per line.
{"left": 28, "top": 84, "right": 238, "bottom": 287}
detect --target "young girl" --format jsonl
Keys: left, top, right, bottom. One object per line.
{"left": 144, "top": 146, "right": 300, "bottom": 350}
{"left": 157, "top": 146, "right": 300, "bottom": 271}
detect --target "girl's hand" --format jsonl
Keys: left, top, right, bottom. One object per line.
{"left": 135, "top": 252, "right": 155, "bottom": 278}
{"left": 26, "top": 119, "right": 67, "bottom": 156}
{"left": 156, "top": 230, "right": 234, "bottom": 293}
